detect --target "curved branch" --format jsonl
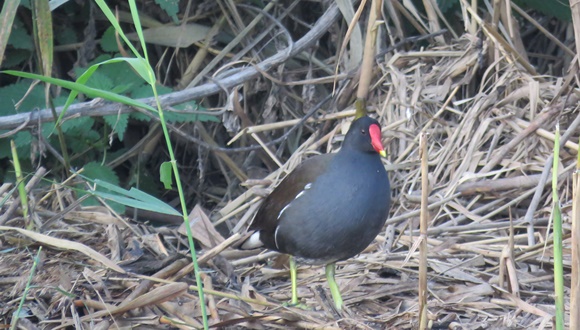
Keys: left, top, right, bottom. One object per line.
{"left": 0, "top": 5, "right": 340, "bottom": 131}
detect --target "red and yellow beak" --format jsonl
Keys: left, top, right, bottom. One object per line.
{"left": 369, "top": 124, "right": 386, "bottom": 157}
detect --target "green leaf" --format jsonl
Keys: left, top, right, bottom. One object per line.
{"left": 82, "top": 162, "right": 120, "bottom": 186}
{"left": 88, "top": 54, "right": 113, "bottom": 66}
{"left": 93, "top": 0, "right": 141, "bottom": 57}
{"left": 166, "top": 104, "right": 219, "bottom": 123}
{"left": 127, "top": 169, "right": 159, "bottom": 196}
{"left": 78, "top": 161, "right": 124, "bottom": 213}
{"left": 128, "top": 0, "right": 148, "bottom": 60}
{"left": 154, "top": 0, "right": 179, "bottom": 23}
{"left": 6, "top": 131, "right": 33, "bottom": 159}
{"left": 155, "top": 85, "right": 218, "bottom": 122}
{"left": 2, "top": 70, "right": 157, "bottom": 112}
{"left": 130, "top": 84, "right": 157, "bottom": 122}
{"left": 0, "top": 123, "right": 52, "bottom": 160}
{"left": 73, "top": 67, "right": 114, "bottom": 91}
{"left": 160, "top": 161, "right": 173, "bottom": 189}
{"left": 81, "top": 176, "right": 180, "bottom": 216}
{"left": 44, "top": 55, "right": 150, "bottom": 132}
{"left": 0, "top": 138, "right": 10, "bottom": 159}
{"left": 121, "top": 57, "right": 155, "bottom": 86}
{"left": 74, "top": 61, "right": 141, "bottom": 94}
{"left": 54, "top": 25, "right": 78, "bottom": 45}
{"left": 1, "top": 49, "right": 31, "bottom": 68}
{"left": 60, "top": 117, "right": 95, "bottom": 134}
{"left": 64, "top": 127, "right": 100, "bottom": 154}
{"left": 0, "top": 80, "right": 45, "bottom": 116}
{"left": 8, "top": 18, "right": 34, "bottom": 51}
{"left": 20, "top": 0, "right": 31, "bottom": 9}
{"left": 103, "top": 113, "right": 129, "bottom": 141}
{"left": 100, "top": 26, "right": 119, "bottom": 52}
{"left": 515, "top": 0, "right": 571, "bottom": 21}
{"left": 57, "top": 56, "right": 152, "bottom": 127}
{"left": 436, "top": 0, "right": 457, "bottom": 13}
{"left": 131, "top": 84, "right": 218, "bottom": 123}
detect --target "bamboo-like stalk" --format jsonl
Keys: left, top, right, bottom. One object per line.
{"left": 552, "top": 125, "right": 564, "bottom": 330}
{"left": 571, "top": 137, "right": 580, "bottom": 329}
{"left": 569, "top": 0, "right": 580, "bottom": 326}
{"left": 10, "top": 247, "right": 42, "bottom": 330}
{"left": 418, "top": 132, "right": 429, "bottom": 329}
{"left": 10, "top": 140, "right": 29, "bottom": 227}
{"left": 355, "top": 0, "right": 382, "bottom": 118}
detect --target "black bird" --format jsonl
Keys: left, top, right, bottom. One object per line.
{"left": 240, "top": 115, "right": 391, "bottom": 309}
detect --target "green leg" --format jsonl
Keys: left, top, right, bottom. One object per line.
{"left": 325, "top": 263, "right": 343, "bottom": 309}
{"left": 290, "top": 256, "right": 299, "bottom": 305}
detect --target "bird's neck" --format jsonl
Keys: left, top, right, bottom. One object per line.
{"left": 335, "top": 147, "right": 380, "bottom": 166}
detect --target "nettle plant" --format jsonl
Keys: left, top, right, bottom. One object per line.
{"left": 0, "top": 2, "right": 217, "bottom": 213}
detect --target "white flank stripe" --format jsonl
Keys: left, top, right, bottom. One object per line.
{"left": 295, "top": 190, "right": 306, "bottom": 199}
{"left": 278, "top": 203, "right": 291, "bottom": 219}
{"left": 274, "top": 226, "right": 281, "bottom": 250}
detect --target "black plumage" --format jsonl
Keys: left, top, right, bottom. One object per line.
{"left": 240, "top": 115, "right": 391, "bottom": 309}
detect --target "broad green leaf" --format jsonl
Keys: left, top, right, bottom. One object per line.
{"left": 82, "top": 161, "right": 120, "bottom": 186}
{"left": 100, "top": 26, "right": 119, "bottom": 52}
{"left": 7, "top": 18, "right": 34, "bottom": 51}
{"left": 154, "top": 0, "right": 179, "bottom": 23}
{"left": 54, "top": 25, "right": 77, "bottom": 45}
{"left": 60, "top": 117, "right": 95, "bottom": 133}
{"left": 59, "top": 57, "right": 153, "bottom": 127}
{"left": 89, "top": 178, "right": 180, "bottom": 216}
{"left": 160, "top": 161, "right": 173, "bottom": 189}
{"left": 436, "top": 0, "right": 457, "bottom": 13}
{"left": 74, "top": 68, "right": 114, "bottom": 91}
{"left": 76, "top": 61, "right": 143, "bottom": 94}
{"left": 1, "top": 49, "right": 31, "bottom": 68}
{"left": 130, "top": 84, "right": 218, "bottom": 123}
{"left": 49, "top": 0, "right": 71, "bottom": 11}
{"left": 63, "top": 127, "right": 100, "bottom": 154}
{"left": 2, "top": 123, "right": 52, "bottom": 160}
{"left": 515, "top": 0, "right": 570, "bottom": 21}
{"left": 78, "top": 161, "right": 124, "bottom": 213}
{"left": 0, "top": 80, "right": 44, "bottom": 115}
{"left": 120, "top": 57, "right": 155, "bottom": 86}
{"left": 103, "top": 113, "right": 129, "bottom": 141}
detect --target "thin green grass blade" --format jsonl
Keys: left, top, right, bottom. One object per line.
{"left": 10, "top": 247, "right": 42, "bottom": 330}
{"left": 552, "top": 124, "right": 564, "bottom": 330}
{"left": 128, "top": 0, "right": 149, "bottom": 64}
{"left": 10, "top": 140, "right": 29, "bottom": 227}
{"left": 93, "top": 0, "right": 141, "bottom": 57}
{"left": 2, "top": 70, "right": 156, "bottom": 112}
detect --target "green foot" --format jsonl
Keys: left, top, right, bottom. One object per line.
{"left": 285, "top": 257, "right": 312, "bottom": 309}
{"left": 326, "top": 263, "right": 344, "bottom": 310}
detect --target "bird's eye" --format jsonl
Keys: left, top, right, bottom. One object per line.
{"left": 360, "top": 129, "right": 366, "bottom": 134}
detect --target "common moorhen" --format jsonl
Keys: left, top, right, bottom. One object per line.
{"left": 240, "top": 115, "right": 391, "bottom": 309}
